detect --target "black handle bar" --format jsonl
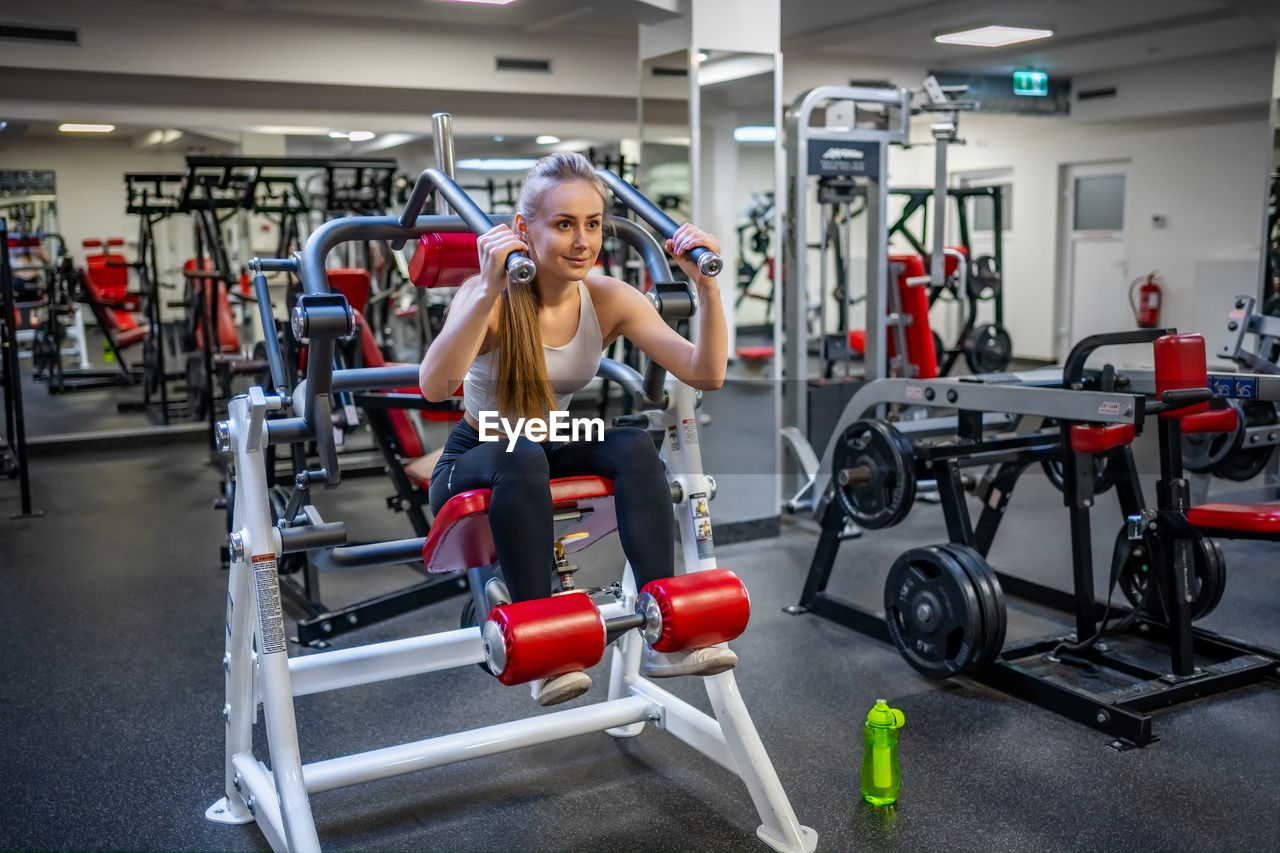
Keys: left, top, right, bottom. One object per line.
{"left": 595, "top": 169, "right": 723, "bottom": 278}
{"left": 396, "top": 168, "right": 534, "bottom": 284}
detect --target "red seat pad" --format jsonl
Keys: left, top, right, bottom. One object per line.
{"left": 736, "top": 345, "right": 775, "bottom": 360}
{"left": 421, "top": 476, "right": 616, "bottom": 573}
{"left": 1180, "top": 407, "right": 1238, "bottom": 435}
{"left": 1185, "top": 503, "right": 1280, "bottom": 535}
{"left": 1070, "top": 423, "right": 1135, "bottom": 454}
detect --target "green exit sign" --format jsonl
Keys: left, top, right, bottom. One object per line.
{"left": 1013, "top": 69, "right": 1049, "bottom": 96}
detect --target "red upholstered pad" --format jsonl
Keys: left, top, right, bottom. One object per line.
{"left": 1070, "top": 422, "right": 1136, "bottom": 454}
{"left": 327, "top": 268, "right": 372, "bottom": 316}
{"left": 114, "top": 323, "right": 149, "bottom": 348}
{"left": 410, "top": 232, "right": 480, "bottom": 289}
{"left": 486, "top": 593, "right": 606, "bottom": 685}
{"left": 736, "top": 345, "right": 775, "bottom": 360}
{"left": 848, "top": 329, "right": 866, "bottom": 356}
{"left": 1185, "top": 503, "right": 1280, "bottom": 535}
{"left": 421, "top": 476, "right": 616, "bottom": 573}
{"left": 640, "top": 568, "right": 751, "bottom": 652}
{"left": 1153, "top": 333, "right": 1209, "bottom": 417}
{"left": 1180, "top": 407, "right": 1238, "bottom": 435}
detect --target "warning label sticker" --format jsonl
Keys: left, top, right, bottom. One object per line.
{"left": 1097, "top": 400, "right": 1121, "bottom": 416}
{"left": 252, "top": 556, "right": 287, "bottom": 655}
{"left": 682, "top": 418, "right": 699, "bottom": 446}
{"left": 667, "top": 425, "right": 680, "bottom": 451}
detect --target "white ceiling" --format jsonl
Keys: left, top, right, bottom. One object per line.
{"left": 0, "top": 0, "right": 1276, "bottom": 157}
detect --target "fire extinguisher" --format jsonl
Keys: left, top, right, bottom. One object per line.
{"left": 1130, "top": 272, "right": 1162, "bottom": 328}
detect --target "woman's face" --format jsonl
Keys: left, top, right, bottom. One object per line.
{"left": 521, "top": 180, "right": 604, "bottom": 282}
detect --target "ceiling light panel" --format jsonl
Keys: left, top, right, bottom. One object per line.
{"left": 935, "top": 25, "right": 1054, "bottom": 48}
{"left": 59, "top": 123, "right": 114, "bottom": 133}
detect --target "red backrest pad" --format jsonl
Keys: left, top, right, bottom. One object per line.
{"left": 327, "top": 268, "right": 372, "bottom": 316}
{"left": 1153, "top": 333, "right": 1210, "bottom": 418}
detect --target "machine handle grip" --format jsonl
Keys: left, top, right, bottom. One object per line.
{"left": 398, "top": 168, "right": 535, "bottom": 284}
{"left": 594, "top": 169, "right": 722, "bottom": 277}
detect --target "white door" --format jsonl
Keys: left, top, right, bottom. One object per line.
{"left": 1057, "top": 162, "right": 1129, "bottom": 359}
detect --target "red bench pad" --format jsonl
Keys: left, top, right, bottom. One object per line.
{"left": 421, "top": 476, "right": 617, "bottom": 573}
{"left": 1180, "top": 407, "right": 1238, "bottom": 435}
{"left": 1070, "top": 423, "right": 1136, "bottom": 454}
{"left": 1185, "top": 503, "right": 1280, "bottom": 536}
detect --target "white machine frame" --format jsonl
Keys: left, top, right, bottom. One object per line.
{"left": 208, "top": 254, "right": 815, "bottom": 851}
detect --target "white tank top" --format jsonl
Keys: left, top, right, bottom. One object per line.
{"left": 462, "top": 280, "right": 604, "bottom": 420}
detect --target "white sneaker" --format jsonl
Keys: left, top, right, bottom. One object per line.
{"left": 641, "top": 645, "right": 738, "bottom": 678}
{"left": 530, "top": 670, "right": 591, "bottom": 706}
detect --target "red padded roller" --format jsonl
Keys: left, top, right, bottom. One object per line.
{"left": 639, "top": 568, "right": 750, "bottom": 653}
{"left": 409, "top": 232, "right": 480, "bottom": 289}
{"left": 1153, "top": 333, "right": 1209, "bottom": 417}
{"left": 484, "top": 593, "right": 605, "bottom": 686}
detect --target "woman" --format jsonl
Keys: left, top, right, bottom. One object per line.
{"left": 418, "top": 152, "right": 733, "bottom": 706}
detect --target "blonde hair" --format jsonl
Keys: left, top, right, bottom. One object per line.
{"left": 495, "top": 152, "right": 608, "bottom": 421}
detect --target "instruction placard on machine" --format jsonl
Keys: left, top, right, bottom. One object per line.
{"left": 252, "top": 554, "right": 287, "bottom": 655}
{"left": 690, "top": 492, "right": 714, "bottom": 560}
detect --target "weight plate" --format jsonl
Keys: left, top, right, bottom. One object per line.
{"left": 962, "top": 323, "right": 1013, "bottom": 374}
{"left": 1115, "top": 527, "right": 1226, "bottom": 621}
{"left": 1210, "top": 401, "right": 1278, "bottom": 482}
{"left": 1182, "top": 401, "right": 1243, "bottom": 473}
{"left": 1039, "top": 419, "right": 1118, "bottom": 495}
{"left": 884, "top": 545, "right": 984, "bottom": 679}
{"left": 967, "top": 255, "right": 1001, "bottom": 301}
{"left": 832, "top": 420, "right": 917, "bottom": 529}
{"left": 940, "top": 543, "right": 1007, "bottom": 671}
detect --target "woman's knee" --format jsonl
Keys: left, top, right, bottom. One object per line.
{"left": 604, "top": 428, "right": 662, "bottom": 472}
{"left": 492, "top": 437, "right": 550, "bottom": 482}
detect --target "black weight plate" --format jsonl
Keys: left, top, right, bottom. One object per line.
{"left": 1115, "top": 527, "right": 1224, "bottom": 621}
{"left": 967, "top": 255, "right": 1001, "bottom": 300}
{"left": 832, "top": 420, "right": 917, "bottom": 529}
{"left": 941, "top": 543, "right": 1007, "bottom": 671}
{"left": 884, "top": 545, "right": 983, "bottom": 679}
{"left": 1210, "top": 401, "right": 1278, "bottom": 482}
{"left": 1038, "top": 420, "right": 1118, "bottom": 495}
{"left": 962, "top": 323, "right": 1013, "bottom": 374}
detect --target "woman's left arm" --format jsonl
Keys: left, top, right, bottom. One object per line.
{"left": 612, "top": 223, "right": 727, "bottom": 390}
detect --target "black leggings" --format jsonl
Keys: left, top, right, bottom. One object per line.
{"left": 428, "top": 422, "right": 674, "bottom": 602}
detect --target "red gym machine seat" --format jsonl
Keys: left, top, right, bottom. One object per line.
{"left": 421, "top": 476, "right": 617, "bottom": 574}
{"left": 1069, "top": 423, "right": 1136, "bottom": 454}
{"left": 846, "top": 252, "right": 939, "bottom": 378}
{"left": 1184, "top": 503, "right": 1280, "bottom": 535}
{"left": 1152, "top": 332, "right": 1280, "bottom": 540}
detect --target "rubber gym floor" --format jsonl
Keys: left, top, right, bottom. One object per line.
{"left": 2, "top": 373, "right": 1278, "bottom": 853}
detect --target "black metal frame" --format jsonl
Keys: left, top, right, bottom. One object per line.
{"left": 1, "top": 217, "right": 39, "bottom": 517}
{"left": 791, "top": 329, "right": 1280, "bottom": 747}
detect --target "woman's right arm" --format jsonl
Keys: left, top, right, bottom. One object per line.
{"left": 418, "top": 225, "right": 527, "bottom": 402}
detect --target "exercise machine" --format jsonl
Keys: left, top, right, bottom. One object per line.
{"left": 788, "top": 328, "right": 1280, "bottom": 746}
{"left": 208, "top": 157, "right": 813, "bottom": 851}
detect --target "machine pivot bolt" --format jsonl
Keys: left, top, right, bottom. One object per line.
{"left": 227, "top": 532, "right": 245, "bottom": 562}
{"left": 222, "top": 704, "right": 231, "bottom": 723}
{"left": 1095, "top": 710, "right": 1110, "bottom": 724}
{"left": 290, "top": 305, "right": 308, "bottom": 341}
{"left": 1228, "top": 321, "right": 1239, "bottom": 331}
{"left": 222, "top": 652, "right": 231, "bottom": 672}
{"left": 215, "top": 420, "right": 232, "bottom": 453}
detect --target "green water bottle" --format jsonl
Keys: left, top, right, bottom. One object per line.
{"left": 861, "top": 699, "right": 905, "bottom": 805}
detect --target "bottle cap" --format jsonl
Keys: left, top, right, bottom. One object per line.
{"left": 866, "top": 699, "right": 905, "bottom": 729}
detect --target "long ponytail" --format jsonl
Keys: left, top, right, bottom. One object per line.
{"left": 495, "top": 152, "right": 607, "bottom": 420}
